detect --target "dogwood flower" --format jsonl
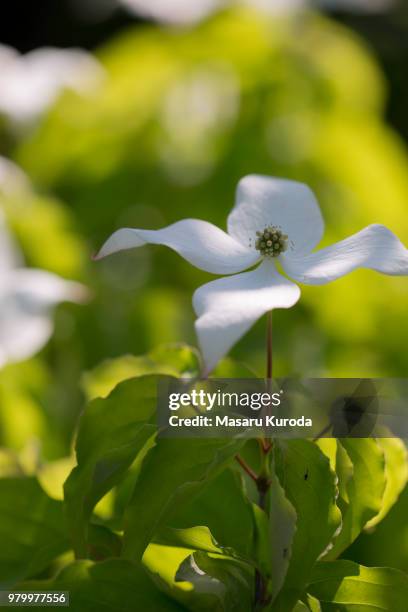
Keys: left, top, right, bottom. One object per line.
{"left": 0, "top": 45, "right": 104, "bottom": 127}
{"left": 95, "top": 175, "right": 408, "bottom": 373}
{"left": 0, "top": 211, "right": 87, "bottom": 367}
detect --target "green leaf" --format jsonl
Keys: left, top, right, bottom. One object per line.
{"left": 143, "top": 542, "right": 200, "bottom": 609}
{"left": 122, "top": 437, "right": 244, "bottom": 561}
{"left": 143, "top": 531, "right": 252, "bottom": 611}
{"left": 304, "top": 594, "right": 322, "bottom": 611}
{"left": 21, "top": 559, "right": 184, "bottom": 611}
{"left": 317, "top": 439, "right": 354, "bottom": 514}
{"left": 171, "top": 468, "right": 255, "bottom": 560}
{"left": 154, "top": 526, "right": 226, "bottom": 557}
{"left": 325, "top": 439, "right": 386, "bottom": 559}
{"left": 152, "top": 524, "right": 254, "bottom": 569}
{"left": 0, "top": 449, "right": 24, "bottom": 477}
{"left": 308, "top": 560, "right": 408, "bottom": 611}
{"left": 0, "top": 477, "right": 69, "bottom": 587}
{"left": 82, "top": 343, "right": 200, "bottom": 400}
{"left": 211, "top": 358, "right": 258, "bottom": 378}
{"left": 333, "top": 441, "right": 354, "bottom": 505}
{"left": 293, "top": 603, "right": 310, "bottom": 612}
{"left": 267, "top": 462, "right": 298, "bottom": 601}
{"left": 293, "top": 596, "right": 322, "bottom": 612}
{"left": 149, "top": 344, "right": 201, "bottom": 376}
{"left": 273, "top": 440, "right": 341, "bottom": 611}
{"left": 38, "top": 456, "right": 77, "bottom": 500}
{"left": 87, "top": 524, "right": 122, "bottom": 560}
{"left": 315, "top": 440, "right": 338, "bottom": 473}
{"left": 64, "top": 376, "right": 159, "bottom": 558}
{"left": 365, "top": 437, "right": 408, "bottom": 529}
{"left": 175, "top": 551, "right": 253, "bottom": 612}
{"left": 143, "top": 519, "right": 255, "bottom": 610}
{"left": 251, "top": 504, "right": 272, "bottom": 581}
{"left": 251, "top": 462, "right": 297, "bottom": 601}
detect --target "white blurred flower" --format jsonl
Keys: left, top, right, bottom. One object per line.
{"left": 95, "top": 175, "right": 408, "bottom": 373}
{"left": 119, "top": 0, "right": 223, "bottom": 24}
{"left": 117, "top": 0, "right": 393, "bottom": 24}
{"left": 0, "top": 157, "right": 30, "bottom": 195}
{"left": 0, "top": 45, "right": 104, "bottom": 127}
{"left": 0, "top": 161, "right": 88, "bottom": 367}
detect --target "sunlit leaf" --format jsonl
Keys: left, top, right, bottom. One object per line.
{"left": 308, "top": 560, "right": 408, "bottom": 611}
{"left": 325, "top": 439, "right": 385, "bottom": 559}
{"left": 365, "top": 437, "right": 408, "bottom": 529}
{"left": 293, "top": 602, "right": 310, "bottom": 612}
{"left": 304, "top": 594, "right": 322, "bottom": 611}
{"left": 143, "top": 542, "right": 195, "bottom": 608}
{"left": 154, "top": 526, "right": 227, "bottom": 557}
{"left": 143, "top": 529, "right": 252, "bottom": 610}
{"left": 64, "top": 376, "right": 159, "bottom": 557}
{"left": 82, "top": 343, "right": 200, "bottom": 400}
{"left": 343, "top": 484, "right": 408, "bottom": 572}
{"left": 293, "top": 595, "right": 322, "bottom": 612}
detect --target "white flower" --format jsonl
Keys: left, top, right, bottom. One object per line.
{"left": 95, "top": 175, "right": 408, "bottom": 373}
{"left": 119, "top": 0, "right": 221, "bottom": 24}
{"left": 0, "top": 156, "right": 30, "bottom": 195}
{"left": 117, "top": 0, "right": 393, "bottom": 25}
{"left": 0, "top": 45, "right": 104, "bottom": 127}
{"left": 0, "top": 211, "right": 87, "bottom": 368}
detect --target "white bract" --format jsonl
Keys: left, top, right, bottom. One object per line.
{"left": 95, "top": 175, "right": 408, "bottom": 373}
{"left": 117, "top": 0, "right": 393, "bottom": 24}
{"left": 0, "top": 215, "right": 87, "bottom": 367}
{"left": 0, "top": 206, "right": 87, "bottom": 367}
{"left": 0, "top": 45, "right": 104, "bottom": 127}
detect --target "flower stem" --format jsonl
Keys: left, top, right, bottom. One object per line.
{"left": 254, "top": 311, "right": 275, "bottom": 609}
{"left": 235, "top": 312, "right": 275, "bottom": 607}
{"left": 235, "top": 454, "right": 258, "bottom": 482}
{"left": 266, "top": 311, "right": 273, "bottom": 381}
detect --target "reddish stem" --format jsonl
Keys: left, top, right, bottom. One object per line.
{"left": 235, "top": 454, "right": 258, "bottom": 481}
{"left": 266, "top": 311, "right": 273, "bottom": 381}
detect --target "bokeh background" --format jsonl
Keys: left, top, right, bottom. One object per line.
{"left": 0, "top": 0, "right": 407, "bottom": 573}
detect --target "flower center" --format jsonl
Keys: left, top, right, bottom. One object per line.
{"left": 255, "top": 226, "right": 288, "bottom": 258}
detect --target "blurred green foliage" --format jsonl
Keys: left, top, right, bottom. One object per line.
{"left": 0, "top": 5, "right": 407, "bottom": 584}
{"left": 10, "top": 9, "right": 408, "bottom": 382}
